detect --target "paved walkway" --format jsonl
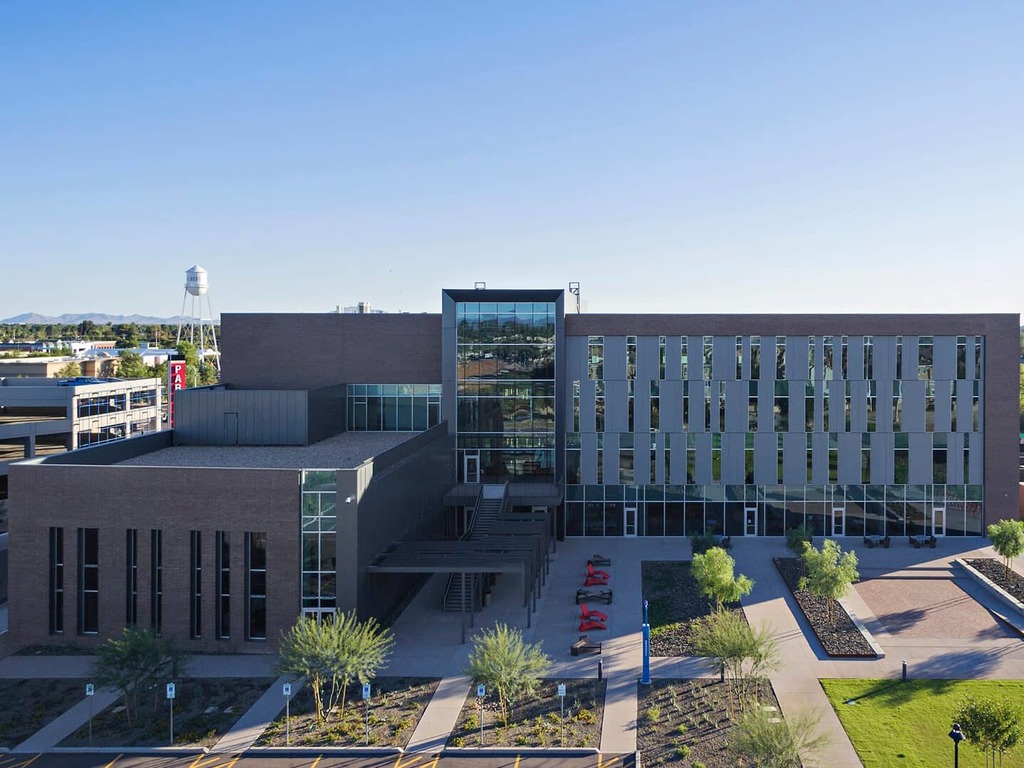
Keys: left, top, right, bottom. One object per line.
{"left": 2, "top": 535, "right": 1022, "bottom": 765}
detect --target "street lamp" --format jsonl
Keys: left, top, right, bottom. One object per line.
{"left": 949, "top": 723, "right": 965, "bottom": 768}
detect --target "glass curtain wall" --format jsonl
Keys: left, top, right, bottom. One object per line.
{"left": 300, "top": 470, "right": 337, "bottom": 616}
{"left": 456, "top": 302, "right": 557, "bottom": 481}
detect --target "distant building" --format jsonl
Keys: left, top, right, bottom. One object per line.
{"left": 0, "top": 376, "right": 162, "bottom": 491}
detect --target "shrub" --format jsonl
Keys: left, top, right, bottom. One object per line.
{"left": 690, "top": 532, "right": 719, "bottom": 555}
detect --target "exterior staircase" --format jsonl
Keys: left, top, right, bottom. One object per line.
{"left": 442, "top": 484, "right": 506, "bottom": 612}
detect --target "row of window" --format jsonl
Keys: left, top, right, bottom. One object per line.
{"left": 566, "top": 430, "right": 977, "bottom": 486}
{"left": 573, "top": 378, "right": 981, "bottom": 435}
{"left": 586, "top": 335, "right": 984, "bottom": 382}
{"left": 49, "top": 527, "right": 267, "bottom": 641}
{"left": 347, "top": 384, "right": 441, "bottom": 432}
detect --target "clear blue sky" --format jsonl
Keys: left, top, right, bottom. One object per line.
{"left": 2, "top": 1, "right": 1022, "bottom": 318}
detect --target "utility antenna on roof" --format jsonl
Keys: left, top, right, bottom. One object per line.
{"left": 474, "top": 281, "right": 487, "bottom": 290}
{"left": 569, "top": 282, "right": 581, "bottom": 314}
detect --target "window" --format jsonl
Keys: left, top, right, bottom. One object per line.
{"left": 775, "top": 336, "right": 786, "bottom": 380}
{"left": 301, "top": 471, "right": 337, "bottom": 614}
{"left": 347, "top": 384, "right": 442, "bottom": 432}
{"left": 588, "top": 336, "right": 604, "bottom": 380}
{"left": 190, "top": 531, "right": 202, "bottom": 639}
{"left": 659, "top": 336, "right": 666, "bottom": 380}
{"left": 150, "top": 530, "right": 162, "bottom": 634}
{"left": 49, "top": 527, "right": 64, "bottom": 634}
{"left": 245, "top": 532, "right": 267, "bottom": 641}
{"left": 626, "top": 336, "right": 637, "bottom": 379}
{"left": 125, "top": 529, "right": 138, "bottom": 626}
{"left": 78, "top": 528, "right": 99, "bottom": 635}
{"left": 650, "top": 380, "right": 659, "bottom": 432}
{"left": 216, "top": 531, "right": 231, "bottom": 639}
{"left": 680, "top": 337, "right": 688, "bottom": 380}
{"left": 702, "top": 336, "right": 713, "bottom": 380}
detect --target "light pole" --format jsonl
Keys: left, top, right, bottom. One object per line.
{"left": 949, "top": 723, "right": 964, "bottom": 768}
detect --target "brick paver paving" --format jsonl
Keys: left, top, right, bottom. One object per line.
{"left": 856, "top": 570, "right": 1014, "bottom": 639}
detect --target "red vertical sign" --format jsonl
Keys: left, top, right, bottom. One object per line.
{"left": 168, "top": 360, "right": 187, "bottom": 427}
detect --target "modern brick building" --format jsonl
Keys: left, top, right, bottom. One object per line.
{"left": 6, "top": 288, "right": 1019, "bottom": 653}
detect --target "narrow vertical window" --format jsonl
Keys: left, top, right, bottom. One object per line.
{"left": 594, "top": 381, "right": 605, "bottom": 433}
{"left": 808, "top": 337, "right": 815, "bottom": 379}
{"left": 619, "top": 433, "right": 634, "bottom": 484}
{"left": 861, "top": 436, "right": 871, "bottom": 484}
{"left": 974, "top": 336, "right": 982, "bottom": 379}
{"left": 718, "top": 381, "right": 726, "bottom": 432}
{"left": 892, "top": 380, "right": 903, "bottom": 431}
{"left": 956, "top": 336, "right": 967, "bottom": 379}
{"left": 649, "top": 433, "right": 657, "bottom": 484}
{"left": 735, "top": 336, "right": 743, "bottom": 380}
{"left": 775, "top": 336, "right": 786, "bottom": 380}
{"left": 840, "top": 336, "right": 848, "bottom": 379}
{"left": 828, "top": 435, "right": 839, "bottom": 483}
{"left": 663, "top": 433, "right": 671, "bottom": 483}
{"left": 626, "top": 336, "right": 637, "bottom": 380}
{"left": 245, "top": 532, "right": 267, "bottom": 641}
{"left": 49, "top": 527, "right": 64, "bottom": 634}
{"left": 894, "top": 434, "right": 909, "bottom": 484}
{"left": 650, "top": 381, "right": 659, "bottom": 432}
{"left": 216, "top": 531, "right": 230, "bottom": 639}
{"left": 659, "top": 336, "right": 666, "bottom": 380}
{"left": 917, "top": 336, "right": 932, "bottom": 380}
{"left": 150, "top": 529, "right": 162, "bottom": 634}
{"left": 865, "top": 381, "right": 875, "bottom": 433}
{"left": 748, "top": 381, "right": 758, "bottom": 432}
{"left": 686, "top": 434, "right": 696, "bottom": 484}
{"left": 702, "top": 336, "right": 713, "bottom": 380}
{"left": 588, "top": 336, "right": 604, "bottom": 380}
{"left": 125, "top": 529, "right": 137, "bottom": 626}
{"left": 896, "top": 336, "right": 904, "bottom": 379}
{"left": 596, "top": 433, "right": 603, "bottom": 484}
{"left": 680, "top": 337, "right": 688, "bottom": 380}
{"left": 950, "top": 380, "right": 958, "bottom": 431}
{"left": 572, "top": 380, "right": 580, "bottom": 433}
{"left": 711, "top": 433, "right": 722, "bottom": 482}
{"left": 863, "top": 335, "right": 874, "bottom": 380}
{"left": 703, "top": 382, "right": 712, "bottom": 433}
{"left": 190, "top": 530, "right": 202, "bottom": 639}
{"left": 806, "top": 433, "right": 813, "bottom": 482}
{"left": 774, "top": 382, "right": 788, "bottom": 432}
{"left": 78, "top": 527, "right": 99, "bottom": 635}
{"left": 823, "top": 336, "right": 833, "bottom": 380}
{"left": 681, "top": 381, "right": 689, "bottom": 431}
{"left": 627, "top": 380, "right": 635, "bottom": 432}
{"left": 750, "top": 336, "right": 760, "bottom": 379}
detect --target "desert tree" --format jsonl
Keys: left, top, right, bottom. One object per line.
{"left": 987, "top": 519, "right": 1024, "bottom": 578}
{"left": 91, "top": 626, "right": 188, "bottom": 727}
{"left": 465, "top": 622, "right": 551, "bottom": 727}
{"left": 691, "top": 547, "right": 754, "bottom": 613}
{"left": 954, "top": 696, "right": 1023, "bottom": 768}
{"left": 728, "top": 704, "right": 830, "bottom": 768}
{"left": 799, "top": 539, "right": 860, "bottom": 623}
{"left": 276, "top": 611, "right": 394, "bottom": 724}
{"left": 690, "top": 610, "right": 779, "bottom": 713}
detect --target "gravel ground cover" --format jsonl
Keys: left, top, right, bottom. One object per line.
{"left": 447, "top": 678, "right": 604, "bottom": 748}
{"left": 61, "top": 677, "right": 274, "bottom": 747}
{"left": 0, "top": 678, "right": 84, "bottom": 748}
{"left": 637, "top": 678, "right": 784, "bottom": 767}
{"left": 642, "top": 560, "right": 745, "bottom": 656}
{"left": 774, "top": 557, "right": 876, "bottom": 657}
{"left": 966, "top": 557, "right": 1024, "bottom": 601}
{"left": 255, "top": 677, "right": 438, "bottom": 747}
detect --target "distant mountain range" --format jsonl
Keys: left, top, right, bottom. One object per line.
{"left": 1, "top": 313, "right": 202, "bottom": 325}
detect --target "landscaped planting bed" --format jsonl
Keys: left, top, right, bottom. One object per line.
{"left": 255, "top": 677, "right": 438, "bottom": 748}
{"left": 774, "top": 557, "right": 876, "bottom": 658}
{"left": 0, "top": 679, "right": 84, "bottom": 749}
{"left": 446, "top": 678, "right": 605, "bottom": 748}
{"left": 965, "top": 558, "right": 1024, "bottom": 601}
{"left": 642, "top": 560, "right": 745, "bottom": 656}
{"left": 61, "top": 677, "right": 274, "bottom": 747}
{"left": 637, "top": 678, "right": 783, "bottom": 767}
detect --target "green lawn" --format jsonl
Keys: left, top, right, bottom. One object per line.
{"left": 821, "top": 679, "right": 1024, "bottom": 768}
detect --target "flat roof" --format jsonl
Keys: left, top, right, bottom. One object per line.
{"left": 116, "top": 431, "right": 415, "bottom": 469}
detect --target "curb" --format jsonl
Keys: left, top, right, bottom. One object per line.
{"left": 838, "top": 597, "right": 886, "bottom": 659}
{"left": 954, "top": 558, "right": 1024, "bottom": 631}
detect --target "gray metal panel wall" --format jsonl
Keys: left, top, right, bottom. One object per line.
{"left": 604, "top": 380, "right": 628, "bottom": 433}
{"left": 837, "top": 433, "right": 861, "bottom": 484}
{"left": 902, "top": 380, "right": 925, "bottom": 433}
{"left": 581, "top": 433, "right": 598, "bottom": 483}
{"left": 175, "top": 388, "right": 309, "bottom": 446}
{"left": 934, "top": 336, "right": 956, "bottom": 380}
{"left": 753, "top": 432, "right": 776, "bottom": 484}
{"left": 725, "top": 381, "right": 747, "bottom": 433}
{"left": 604, "top": 336, "right": 627, "bottom": 381}
{"left": 712, "top": 336, "right": 733, "bottom": 381}
{"left": 908, "top": 433, "right": 933, "bottom": 484}
{"left": 721, "top": 433, "right": 744, "bottom": 484}
{"left": 566, "top": 336, "right": 588, "bottom": 383}
{"left": 637, "top": 337, "right": 659, "bottom": 381}
{"left": 787, "top": 336, "right": 808, "bottom": 381}
{"left": 660, "top": 379, "right": 682, "bottom": 433}
{"left": 603, "top": 432, "right": 620, "bottom": 484}
{"left": 782, "top": 433, "right": 805, "bottom": 485}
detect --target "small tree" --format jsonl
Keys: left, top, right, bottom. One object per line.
{"left": 988, "top": 519, "right": 1024, "bottom": 578}
{"left": 465, "top": 622, "right": 551, "bottom": 727}
{"left": 786, "top": 525, "right": 813, "bottom": 575}
{"left": 56, "top": 361, "right": 81, "bottom": 378}
{"left": 691, "top": 547, "right": 754, "bottom": 613}
{"left": 690, "top": 531, "right": 719, "bottom": 555}
{"left": 799, "top": 539, "right": 859, "bottom": 623}
{"left": 954, "top": 696, "right": 1023, "bottom": 767}
{"left": 690, "top": 610, "right": 779, "bottom": 712}
{"left": 728, "top": 705, "right": 830, "bottom": 768}
{"left": 92, "top": 627, "right": 188, "bottom": 727}
{"left": 277, "top": 611, "right": 393, "bottom": 724}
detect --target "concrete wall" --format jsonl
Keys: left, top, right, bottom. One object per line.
{"left": 8, "top": 463, "right": 300, "bottom": 653}
{"left": 337, "top": 424, "right": 454, "bottom": 622}
{"left": 221, "top": 313, "right": 442, "bottom": 390}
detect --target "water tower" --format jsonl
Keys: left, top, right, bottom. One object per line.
{"left": 176, "top": 265, "right": 220, "bottom": 370}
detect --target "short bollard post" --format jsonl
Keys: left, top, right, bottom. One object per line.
{"left": 598, "top": 659, "right": 603, "bottom": 681}
{"left": 476, "top": 683, "right": 486, "bottom": 746}
{"left": 362, "top": 682, "right": 371, "bottom": 746}
{"left": 902, "top": 659, "right": 907, "bottom": 682}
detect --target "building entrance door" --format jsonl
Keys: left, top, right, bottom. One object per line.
{"left": 744, "top": 507, "right": 757, "bottom": 536}
{"left": 302, "top": 607, "right": 336, "bottom": 623}
{"left": 832, "top": 507, "right": 845, "bottom": 537}
{"left": 624, "top": 505, "right": 638, "bottom": 537}
{"left": 464, "top": 453, "right": 480, "bottom": 484}
{"left": 932, "top": 507, "right": 946, "bottom": 537}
